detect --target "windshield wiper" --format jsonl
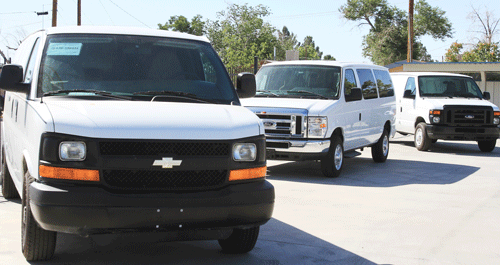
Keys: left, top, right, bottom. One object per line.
{"left": 134, "top": 90, "right": 213, "bottom": 103}
{"left": 43, "top": 89, "right": 133, "bottom": 100}
{"left": 287, "top": 90, "right": 329, "bottom": 99}
{"left": 256, "top": 90, "right": 279, "bottom": 97}
{"left": 456, "top": 93, "right": 481, "bottom": 99}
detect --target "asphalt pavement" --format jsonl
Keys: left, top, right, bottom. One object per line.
{"left": 1, "top": 134, "right": 499, "bottom": 265}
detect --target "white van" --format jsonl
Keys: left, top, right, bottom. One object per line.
{"left": 0, "top": 26, "right": 274, "bottom": 261}
{"left": 391, "top": 72, "right": 500, "bottom": 151}
{"left": 241, "top": 61, "right": 396, "bottom": 178}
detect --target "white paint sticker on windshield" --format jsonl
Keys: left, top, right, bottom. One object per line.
{"left": 47, "top": 43, "right": 82, "bottom": 56}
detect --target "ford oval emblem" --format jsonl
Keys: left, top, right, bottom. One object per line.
{"left": 263, "top": 121, "right": 277, "bottom": 128}
{"left": 465, "top": 115, "right": 475, "bottom": 119}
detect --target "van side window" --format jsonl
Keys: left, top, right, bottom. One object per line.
{"left": 373, "top": 69, "right": 394, "bottom": 97}
{"left": 404, "top": 77, "right": 416, "bottom": 98}
{"left": 356, "top": 69, "right": 378, "bottom": 99}
{"left": 25, "top": 38, "right": 40, "bottom": 83}
{"left": 343, "top": 69, "right": 358, "bottom": 98}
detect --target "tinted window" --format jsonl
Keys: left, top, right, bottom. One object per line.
{"left": 356, "top": 69, "right": 378, "bottom": 99}
{"left": 404, "top": 77, "right": 416, "bottom": 97}
{"left": 255, "top": 65, "right": 341, "bottom": 99}
{"left": 373, "top": 69, "right": 394, "bottom": 97}
{"left": 343, "top": 69, "right": 358, "bottom": 98}
{"left": 37, "top": 34, "right": 237, "bottom": 104}
{"left": 418, "top": 76, "right": 484, "bottom": 98}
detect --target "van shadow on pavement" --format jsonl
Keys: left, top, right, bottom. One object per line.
{"left": 390, "top": 139, "right": 500, "bottom": 157}
{"left": 267, "top": 158, "right": 479, "bottom": 188}
{"left": 33, "top": 218, "right": 376, "bottom": 265}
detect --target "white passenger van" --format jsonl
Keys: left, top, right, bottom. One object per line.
{"left": 0, "top": 26, "right": 274, "bottom": 261}
{"left": 391, "top": 72, "right": 500, "bottom": 151}
{"left": 241, "top": 61, "right": 396, "bottom": 178}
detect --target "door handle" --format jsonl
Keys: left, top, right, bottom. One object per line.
{"left": 359, "top": 113, "right": 361, "bottom": 121}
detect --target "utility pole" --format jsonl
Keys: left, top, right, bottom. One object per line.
{"left": 52, "top": 0, "right": 57, "bottom": 27}
{"left": 407, "top": 0, "right": 414, "bottom": 62}
{"left": 77, "top": 0, "right": 81, "bottom": 26}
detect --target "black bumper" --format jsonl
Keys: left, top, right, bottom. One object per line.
{"left": 426, "top": 125, "right": 500, "bottom": 140}
{"left": 29, "top": 180, "right": 274, "bottom": 236}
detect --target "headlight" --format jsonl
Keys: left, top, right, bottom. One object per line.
{"left": 494, "top": 111, "right": 500, "bottom": 125}
{"left": 59, "top": 142, "right": 86, "bottom": 161}
{"left": 308, "top": 117, "right": 327, "bottom": 137}
{"left": 233, "top": 143, "right": 257, "bottom": 161}
{"left": 429, "top": 110, "right": 441, "bottom": 124}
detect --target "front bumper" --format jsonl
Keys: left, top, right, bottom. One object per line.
{"left": 266, "top": 139, "right": 330, "bottom": 161}
{"left": 426, "top": 125, "right": 500, "bottom": 140}
{"left": 29, "top": 180, "right": 274, "bottom": 236}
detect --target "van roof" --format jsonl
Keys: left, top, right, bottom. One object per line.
{"left": 261, "top": 60, "right": 389, "bottom": 70}
{"left": 41, "top": 26, "right": 210, "bottom": 43}
{"left": 390, "top": 72, "right": 471, "bottom": 78}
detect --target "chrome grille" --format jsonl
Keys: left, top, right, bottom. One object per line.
{"left": 256, "top": 113, "right": 306, "bottom": 138}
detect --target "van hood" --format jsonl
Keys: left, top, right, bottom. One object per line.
{"left": 241, "top": 97, "right": 336, "bottom": 114}
{"left": 421, "top": 97, "right": 499, "bottom": 110}
{"left": 43, "top": 98, "right": 262, "bottom": 139}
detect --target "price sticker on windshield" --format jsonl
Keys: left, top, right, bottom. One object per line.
{"left": 47, "top": 43, "right": 82, "bottom": 56}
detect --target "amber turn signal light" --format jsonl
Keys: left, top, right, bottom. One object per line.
{"left": 39, "top": 165, "right": 99, "bottom": 182}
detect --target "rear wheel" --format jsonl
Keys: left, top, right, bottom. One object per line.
{"left": 478, "top": 139, "right": 496, "bottom": 152}
{"left": 321, "top": 135, "right": 343, "bottom": 178}
{"left": 22, "top": 172, "right": 57, "bottom": 261}
{"left": 219, "top": 227, "right": 260, "bottom": 254}
{"left": 372, "top": 129, "right": 389, "bottom": 163}
{"left": 414, "top": 123, "right": 431, "bottom": 151}
{"left": 1, "top": 150, "right": 19, "bottom": 199}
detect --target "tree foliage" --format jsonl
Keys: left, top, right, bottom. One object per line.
{"left": 299, "top": 36, "right": 323, "bottom": 60}
{"left": 323, "top": 54, "right": 336, "bottom": 60}
{"left": 158, "top": 15, "right": 205, "bottom": 36}
{"left": 275, "top": 26, "right": 299, "bottom": 60}
{"left": 446, "top": 41, "right": 500, "bottom": 62}
{"left": 340, "top": 0, "right": 452, "bottom": 65}
{"left": 206, "top": 4, "right": 279, "bottom": 68}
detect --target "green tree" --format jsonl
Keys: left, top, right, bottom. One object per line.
{"left": 323, "top": 54, "right": 336, "bottom": 60}
{"left": 206, "top": 4, "right": 278, "bottom": 68}
{"left": 276, "top": 26, "right": 299, "bottom": 60}
{"left": 298, "top": 36, "right": 323, "bottom": 60}
{"left": 463, "top": 42, "right": 500, "bottom": 62}
{"left": 158, "top": 15, "right": 205, "bottom": 36}
{"left": 340, "top": 0, "right": 453, "bottom": 65}
{"left": 444, "top": 42, "right": 463, "bottom": 62}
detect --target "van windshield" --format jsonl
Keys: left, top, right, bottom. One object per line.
{"left": 418, "top": 76, "right": 484, "bottom": 99}
{"left": 255, "top": 65, "right": 341, "bottom": 99}
{"left": 37, "top": 34, "right": 238, "bottom": 104}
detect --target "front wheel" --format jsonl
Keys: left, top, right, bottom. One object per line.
{"left": 22, "top": 172, "right": 57, "bottom": 261}
{"left": 321, "top": 135, "right": 343, "bottom": 178}
{"left": 478, "top": 139, "right": 496, "bottom": 152}
{"left": 218, "top": 227, "right": 260, "bottom": 254}
{"left": 414, "top": 123, "right": 431, "bottom": 151}
{"left": 372, "top": 129, "right": 389, "bottom": 163}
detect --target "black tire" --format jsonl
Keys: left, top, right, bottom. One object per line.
{"left": 478, "top": 139, "right": 496, "bottom": 152}
{"left": 321, "top": 135, "right": 343, "bottom": 178}
{"left": 1, "top": 150, "right": 20, "bottom": 199}
{"left": 218, "top": 227, "right": 259, "bottom": 254}
{"left": 414, "top": 123, "right": 431, "bottom": 151}
{"left": 22, "top": 172, "right": 57, "bottom": 261}
{"left": 372, "top": 129, "right": 389, "bottom": 163}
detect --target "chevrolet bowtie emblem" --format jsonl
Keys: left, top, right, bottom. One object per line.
{"left": 153, "top": 157, "right": 182, "bottom": 168}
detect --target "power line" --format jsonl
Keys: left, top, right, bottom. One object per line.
{"left": 270, "top": 11, "right": 339, "bottom": 20}
{"left": 99, "top": 0, "right": 114, "bottom": 25}
{"left": 0, "top": 11, "right": 36, "bottom": 15}
{"left": 107, "top": 0, "right": 150, "bottom": 28}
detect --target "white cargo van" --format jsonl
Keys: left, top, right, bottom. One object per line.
{"left": 241, "top": 61, "right": 396, "bottom": 178}
{"left": 0, "top": 26, "right": 274, "bottom": 261}
{"left": 391, "top": 72, "right": 500, "bottom": 151}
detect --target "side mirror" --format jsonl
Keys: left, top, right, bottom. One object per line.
{"left": 403, "top": 90, "right": 415, "bottom": 99}
{"left": 236, "top": 72, "right": 256, "bottom": 98}
{"left": 345, "top": 87, "right": 362, "bottom": 102}
{"left": 0, "top": 64, "right": 30, "bottom": 93}
{"left": 483, "top": 91, "right": 491, "bottom": 100}
{"left": 0, "top": 95, "right": 4, "bottom": 112}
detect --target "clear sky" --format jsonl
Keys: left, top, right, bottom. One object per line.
{"left": 0, "top": 0, "right": 498, "bottom": 65}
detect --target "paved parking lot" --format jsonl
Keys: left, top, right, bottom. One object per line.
{"left": 1, "top": 134, "right": 499, "bottom": 264}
